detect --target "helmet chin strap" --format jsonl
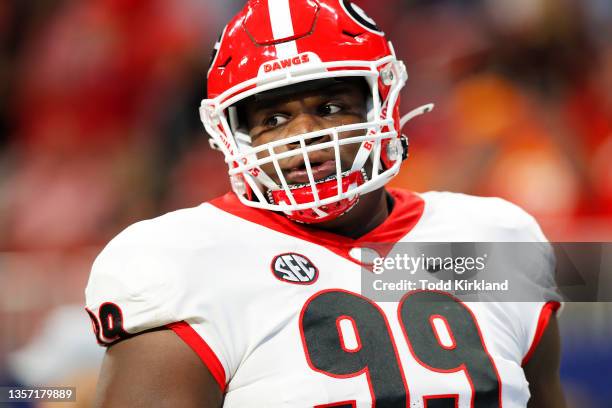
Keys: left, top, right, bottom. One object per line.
{"left": 268, "top": 169, "right": 368, "bottom": 224}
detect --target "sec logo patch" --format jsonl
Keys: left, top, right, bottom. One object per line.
{"left": 271, "top": 253, "right": 319, "bottom": 285}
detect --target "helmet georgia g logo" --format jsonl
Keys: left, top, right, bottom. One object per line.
{"left": 340, "top": 0, "right": 383, "bottom": 35}
{"left": 271, "top": 253, "right": 319, "bottom": 284}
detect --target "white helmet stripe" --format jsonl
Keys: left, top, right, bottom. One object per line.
{"left": 268, "top": 0, "right": 298, "bottom": 58}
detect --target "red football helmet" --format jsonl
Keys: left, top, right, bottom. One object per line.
{"left": 201, "top": 0, "right": 432, "bottom": 223}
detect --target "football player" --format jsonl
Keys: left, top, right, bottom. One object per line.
{"left": 85, "top": 1, "right": 566, "bottom": 407}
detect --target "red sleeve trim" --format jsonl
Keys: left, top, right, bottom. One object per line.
{"left": 521, "top": 301, "right": 561, "bottom": 366}
{"left": 315, "top": 401, "right": 357, "bottom": 408}
{"left": 166, "top": 321, "right": 227, "bottom": 392}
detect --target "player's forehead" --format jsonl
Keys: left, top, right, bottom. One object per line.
{"left": 242, "top": 78, "right": 368, "bottom": 113}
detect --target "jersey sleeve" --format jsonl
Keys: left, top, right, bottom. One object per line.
{"left": 84, "top": 220, "right": 232, "bottom": 390}
{"left": 85, "top": 229, "right": 175, "bottom": 342}
{"left": 520, "top": 300, "right": 561, "bottom": 366}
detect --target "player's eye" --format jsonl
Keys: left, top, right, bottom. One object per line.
{"left": 319, "top": 103, "right": 343, "bottom": 116}
{"left": 263, "top": 114, "right": 289, "bottom": 128}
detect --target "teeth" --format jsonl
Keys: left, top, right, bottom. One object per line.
{"left": 287, "top": 170, "right": 350, "bottom": 190}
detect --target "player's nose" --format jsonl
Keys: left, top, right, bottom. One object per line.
{"left": 283, "top": 113, "right": 328, "bottom": 147}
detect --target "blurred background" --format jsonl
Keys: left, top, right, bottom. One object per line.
{"left": 0, "top": 0, "right": 610, "bottom": 406}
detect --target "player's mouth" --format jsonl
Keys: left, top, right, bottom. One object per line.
{"left": 285, "top": 160, "right": 337, "bottom": 184}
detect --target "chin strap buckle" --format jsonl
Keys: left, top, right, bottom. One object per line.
{"left": 400, "top": 135, "right": 409, "bottom": 161}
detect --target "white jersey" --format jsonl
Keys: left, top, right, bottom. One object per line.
{"left": 85, "top": 189, "right": 560, "bottom": 408}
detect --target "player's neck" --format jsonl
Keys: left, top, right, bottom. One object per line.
{"left": 311, "top": 188, "right": 393, "bottom": 239}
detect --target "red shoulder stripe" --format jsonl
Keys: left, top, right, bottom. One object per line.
{"left": 521, "top": 301, "right": 561, "bottom": 366}
{"left": 167, "top": 321, "right": 227, "bottom": 391}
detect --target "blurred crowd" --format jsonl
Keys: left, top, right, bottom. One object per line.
{"left": 0, "top": 0, "right": 611, "bottom": 407}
